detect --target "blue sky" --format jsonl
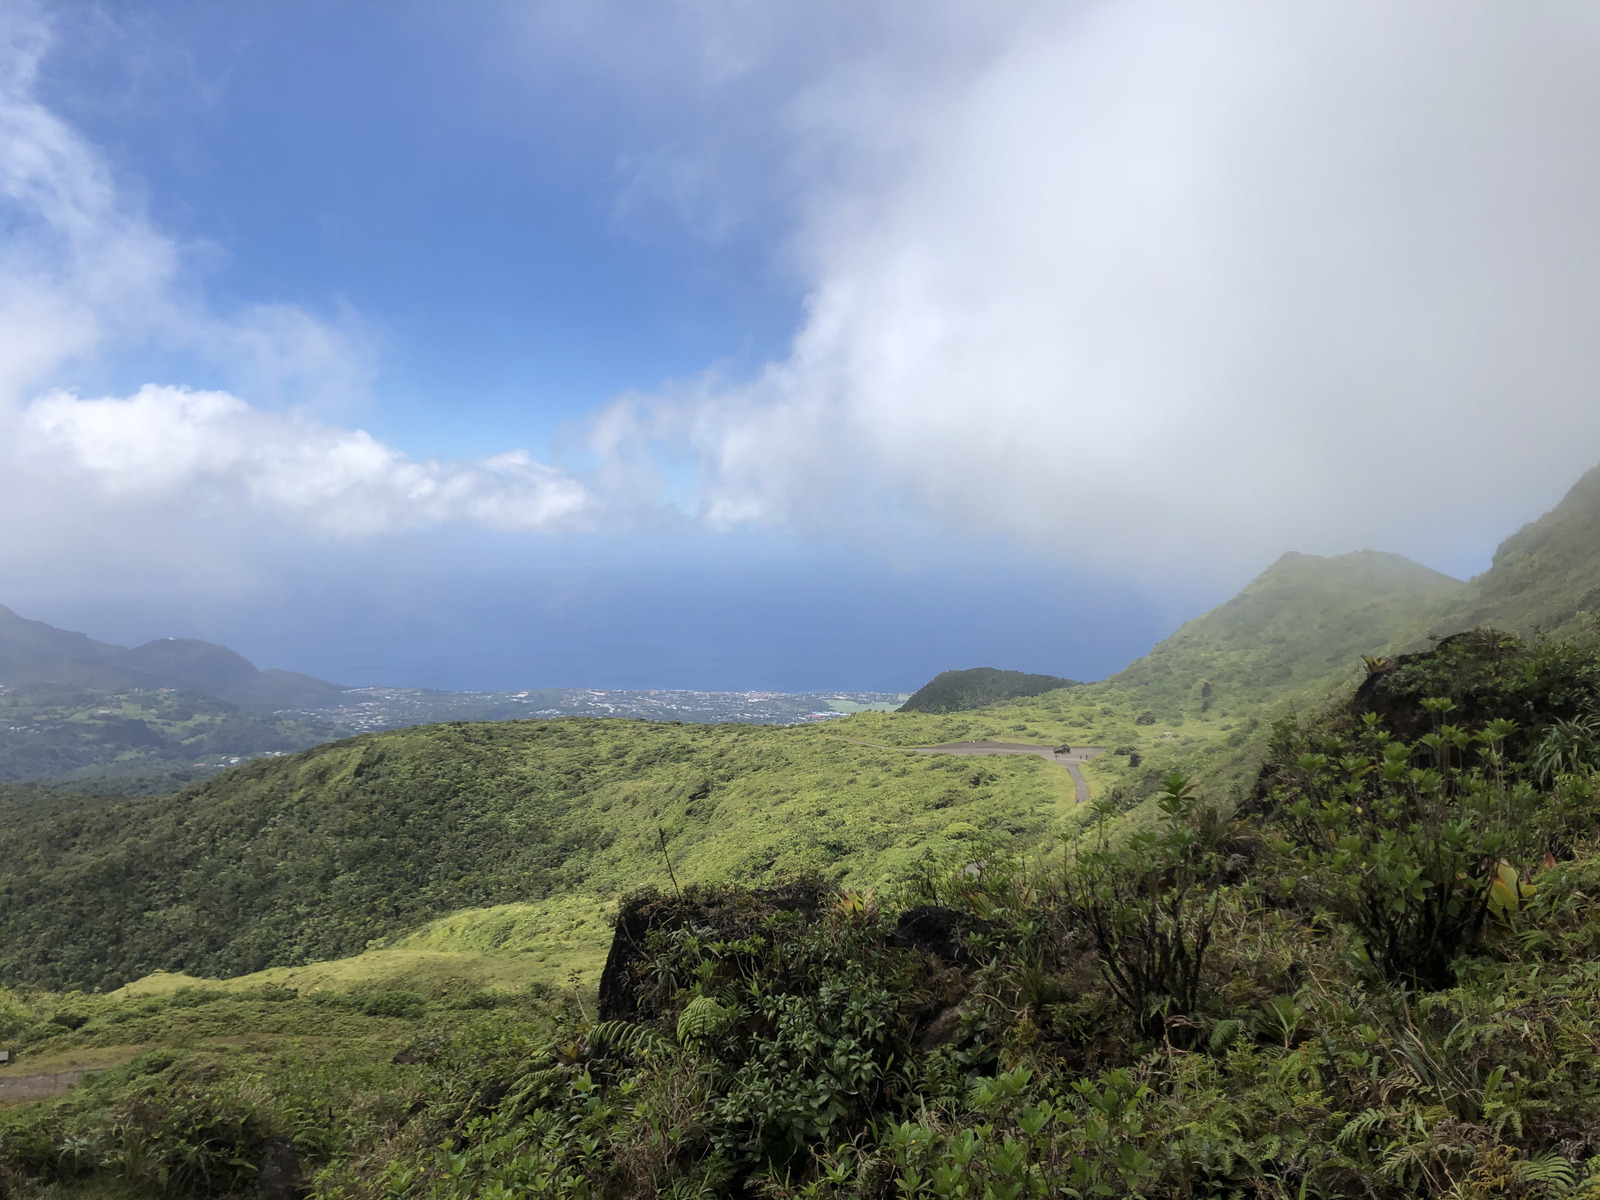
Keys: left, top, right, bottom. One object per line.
{"left": 3, "top": 2, "right": 1599, "bottom": 690}
{"left": 38, "top": 2, "right": 803, "bottom": 450}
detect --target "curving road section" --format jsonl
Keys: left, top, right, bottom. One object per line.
{"left": 906, "top": 741, "right": 1104, "bottom": 802}
{"left": 842, "top": 737, "right": 1104, "bottom": 802}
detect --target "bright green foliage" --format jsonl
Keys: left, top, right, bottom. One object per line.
{"left": 7, "top": 552, "right": 1600, "bottom": 1197}
{"left": 1259, "top": 628, "right": 1600, "bottom": 989}
{"left": 1265, "top": 713, "right": 1525, "bottom": 989}
{"left": 0, "top": 718, "right": 1069, "bottom": 990}
{"left": 0, "top": 983, "right": 556, "bottom": 1200}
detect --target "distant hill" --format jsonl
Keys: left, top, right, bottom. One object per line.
{"left": 898, "top": 667, "right": 1078, "bottom": 714}
{"left": 0, "top": 606, "right": 350, "bottom": 712}
{"left": 1425, "top": 464, "right": 1600, "bottom": 640}
{"left": 1106, "top": 550, "right": 1463, "bottom": 721}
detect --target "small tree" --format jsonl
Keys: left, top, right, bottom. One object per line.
{"left": 1065, "top": 772, "right": 1219, "bottom": 1039}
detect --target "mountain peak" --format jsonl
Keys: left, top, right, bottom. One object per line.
{"left": 0, "top": 607, "right": 348, "bottom": 711}
{"left": 1110, "top": 549, "right": 1461, "bottom": 719}
{"left": 1429, "top": 462, "right": 1600, "bottom": 638}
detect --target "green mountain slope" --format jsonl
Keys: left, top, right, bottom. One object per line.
{"left": 0, "top": 549, "right": 1489, "bottom": 992}
{"left": 1106, "top": 550, "right": 1462, "bottom": 721}
{"left": 7, "top": 630, "right": 1600, "bottom": 1200}
{"left": 0, "top": 717, "right": 1077, "bottom": 990}
{"left": 8, "top": 464, "right": 1600, "bottom": 999}
{"left": 899, "top": 667, "right": 1077, "bottom": 713}
{"left": 1427, "top": 464, "right": 1600, "bottom": 639}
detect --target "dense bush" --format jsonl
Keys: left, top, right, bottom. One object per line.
{"left": 1066, "top": 771, "right": 1221, "bottom": 1037}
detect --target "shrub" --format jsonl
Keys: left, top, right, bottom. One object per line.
{"left": 1065, "top": 772, "right": 1220, "bottom": 1038}
{"left": 1267, "top": 704, "right": 1541, "bottom": 989}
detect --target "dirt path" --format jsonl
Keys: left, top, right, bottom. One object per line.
{"left": 843, "top": 738, "right": 1103, "bottom": 802}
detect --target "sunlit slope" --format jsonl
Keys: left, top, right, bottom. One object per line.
{"left": 862, "top": 550, "right": 1467, "bottom": 810}
{"left": 1426, "top": 463, "right": 1600, "bottom": 640}
{"left": 0, "top": 718, "right": 1078, "bottom": 991}
{"left": 112, "top": 894, "right": 617, "bottom": 997}
{"left": 1103, "top": 550, "right": 1461, "bottom": 722}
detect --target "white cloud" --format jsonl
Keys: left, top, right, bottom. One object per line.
{"left": 0, "top": 2, "right": 593, "bottom": 553}
{"left": 19, "top": 385, "right": 594, "bottom": 534}
{"left": 619, "top": 0, "right": 1600, "bottom": 575}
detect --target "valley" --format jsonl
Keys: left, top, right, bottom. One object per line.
{"left": 3, "top": 463, "right": 1600, "bottom": 1198}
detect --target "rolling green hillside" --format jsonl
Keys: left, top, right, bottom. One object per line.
{"left": 0, "top": 682, "right": 1238, "bottom": 994}
{"left": 0, "top": 550, "right": 1498, "bottom": 994}
{"left": 5, "top": 628, "right": 1600, "bottom": 1200}
{"left": 898, "top": 667, "right": 1078, "bottom": 713}
{"left": 7, "top": 463, "right": 1600, "bottom": 1003}
{"left": 0, "top": 717, "right": 1093, "bottom": 991}
{"left": 1105, "top": 549, "right": 1461, "bottom": 720}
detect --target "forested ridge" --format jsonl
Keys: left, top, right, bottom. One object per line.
{"left": 0, "top": 682, "right": 341, "bottom": 786}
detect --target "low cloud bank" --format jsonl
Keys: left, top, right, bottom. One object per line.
{"left": 626, "top": 1, "right": 1600, "bottom": 574}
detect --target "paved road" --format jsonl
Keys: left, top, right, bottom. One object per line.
{"left": 844, "top": 738, "right": 1103, "bottom": 802}
{"left": 0, "top": 1069, "right": 90, "bottom": 1103}
{"left": 908, "top": 741, "right": 1104, "bottom": 802}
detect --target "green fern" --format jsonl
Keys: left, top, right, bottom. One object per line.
{"left": 1515, "top": 1151, "right": 1577, "bottom": 1192}
{"left": 1334, "top": 1109, "right": 1387, "bottom": 1151}
{"left": 501, "top": 1064, "right": 568, "bottom": 1117}
{"left": 677, "top": 995, "right": 730, "bottom": 1045}
{"left": 586, "top": 1019, "right": 674, "bottom": 1058}
{"left": 1208, "top": 1018, "right": 1243, "bottom": 1055}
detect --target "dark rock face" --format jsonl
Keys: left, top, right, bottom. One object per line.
{"left": 1350, "top": 628, "right": 1531, "bottom": 742}
{"left": 597, "top": 881, "right": 830, "bottom": 1021}
{"left": 257, "top": 1137, "right": 306, "bottom": 1200}
{"left": 890, "top": 905, "right": 987, "bottom": 965}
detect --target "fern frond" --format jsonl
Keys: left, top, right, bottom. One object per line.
{"left": 500, "top": 1065, "right": 567, "bottom": 1116}
{"left": 677, "top": 996, "right": 730, "bottom": 1045}
{"left": 1334, "top": 1108, "right": 1387, "bottom": 1150}
{"left": 1208, "top": 1018, "right": 1243, "bottom": 1055}
{"left": 586, "top": 1020, "right": 673, "bottom": 1058}
{"left": 1514, "top": 1151, "right": 1576, "bottom": 1191}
